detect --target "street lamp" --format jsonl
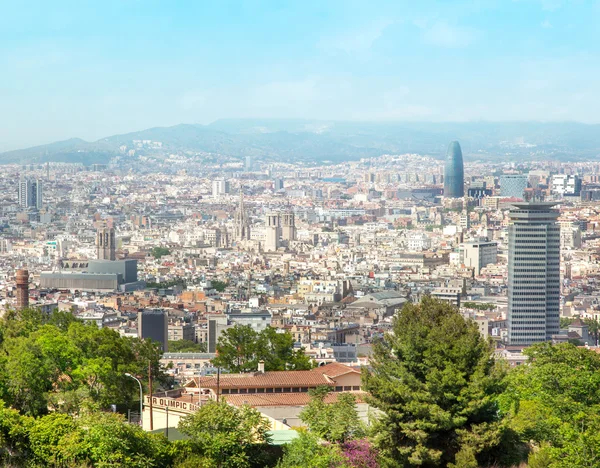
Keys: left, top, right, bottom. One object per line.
{"left": 125, "top": 373, "right": 143, "bottom": 426}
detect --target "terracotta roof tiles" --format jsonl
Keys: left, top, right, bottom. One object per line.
{"left": 193, "top": 363, "right": 361, "bottom": 390}
{"left": 225, "top": 391, "right": 367, "bottom": 407}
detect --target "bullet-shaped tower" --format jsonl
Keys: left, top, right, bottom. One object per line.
{"left": 444, "top": 140, "right": 465, "bottom": 198}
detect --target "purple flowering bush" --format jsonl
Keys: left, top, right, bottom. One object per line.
{"left": 340, "top": 439, "right": 379, "bottom": 468}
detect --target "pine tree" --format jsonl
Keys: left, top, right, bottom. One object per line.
{"left": 364, "top": 297, "right": 506, "bottom": 467}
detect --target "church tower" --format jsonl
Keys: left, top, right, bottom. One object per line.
{"left": 234, "top": 189, "right": 251, "bottom": 241}
{"left": 96, "top": 226, "right": 116, "bottom": 260}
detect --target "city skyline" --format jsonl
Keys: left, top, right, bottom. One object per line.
{"left": 3, "top": 1, "right": 600, "bottom": 151}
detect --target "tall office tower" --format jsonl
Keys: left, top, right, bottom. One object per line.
{"left": 281, "top": 212, "right": 296, "bottom": 241}
{"left": 443, "top": 141, "right": 464, "bottom": 198}
{"left": 234, "top": 190, "right": 251, "bottom": 241}
{"left": 138, "top": 309, "right": 168, "bottom": 351}
{"left": 212, "top": 178, "right": 230, "bottom": 197}
{"left": 16, "top": 269, "right": 29, "bottom": 309}
{"left": 18, "top": 177, "right": 43, "bottom": 209}
{"left": 508, "top": 202, "right": 560, "bottom": 346}
{"left": 264, "top": 213, "right": 281, "bottom": 252}
{"left": 500, "top": 175, "right": 528, "bottom": 199}
{"left": 96, "top": 226, "right": 116, "bottom": 261}
{"left": 245, "top": 155, "right": 252, "bottom": 172}
{"left": 273, "top": 178, "right": 284, "bottom": 191}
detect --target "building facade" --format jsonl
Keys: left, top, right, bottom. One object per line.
{"left": 443, "top": 140, "right": 464, "bottom": 198}
{"left": 499, "top": 175, "right": 528, "bottom": 199}
{"left": 18, "top": 177, "right": 43, "bottom": 209}
{"left": 507, "top": 202, "right": 560, "bottom": 346}
{"left": 96, "top": 227, "right": 116, "bottom": 261}
{"left": 459, "top": 241, "right": 498, "bottom": 276}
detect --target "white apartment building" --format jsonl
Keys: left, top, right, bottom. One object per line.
{"left": 459, "top": 241, "right": 498, "bottom": 276}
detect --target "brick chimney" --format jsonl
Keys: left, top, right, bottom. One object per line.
{"left": 16, "top": 269, "right": 29, "bottom": 310}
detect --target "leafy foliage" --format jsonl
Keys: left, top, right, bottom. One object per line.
{"left": 151, "top": 246, "right": 171, "bottom": 259}
{"left": 462, "top": 302, "right": 497, "bottom": 311}
{"left": 500, "top": 342, "right": 600, "bottom": 467}
{"left": 212, "top": 325, "right": 313, "bottom": 373}
{"left": 364, "top": 297, "right": 507, "bottom": 467}
{"left": 211, "top": 280, "right": 228, "bottom": 292}
{"left": 276, "top": 430, "right": 346, "bottom": 468}
{"left": 178, "top": 400, "right": 272, "bottom": 468}
{"left": 0, "top": 308, "right": 165, "bottom": 417}
{"left": 168, "top": 339, "right": 208, "bottom": 353}
{"left": 300, "top": 386, "right": 365, "bottom": 443}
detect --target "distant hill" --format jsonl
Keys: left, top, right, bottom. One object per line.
{"left": 3, "top": 120, "right": 600, "bottom": 165}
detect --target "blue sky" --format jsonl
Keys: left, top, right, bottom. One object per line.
{"left": 2, "top": 0, "right": 600, "bottom": 151}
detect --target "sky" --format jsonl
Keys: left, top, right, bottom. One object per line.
{"left": 2, "top": 0, "right": 600, "bottom": 151}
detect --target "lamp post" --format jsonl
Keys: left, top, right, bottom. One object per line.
{"left": 125, "top": 373, "right": 143, "bottom": 426}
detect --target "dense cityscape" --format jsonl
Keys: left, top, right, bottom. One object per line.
{"left": 5, "top": 1, "right": 600, "bottom": 467}
{"left": 1, "top": 132, "right": 600, "bottom": 466}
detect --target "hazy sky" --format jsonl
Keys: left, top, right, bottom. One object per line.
{"left": 2, "top": 0, "right": 600, "bottom": 151}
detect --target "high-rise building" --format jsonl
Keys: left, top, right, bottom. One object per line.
{"left": 443, "top": 141, "right": 464, "bottom": 198}
{"left": 16, "top": 269, "right": 29, "bottom": 309}
{"left": 18, "top": 177, "right": 43, "bottom": 209}
{"left": 507, "top": 202, "right": 560, "bottom": 346}
{"left": 138, "top": 309, "right": 168, "bottom": 351}
{"left": 500, "top": 175, "right": 528, "bottom": 199}
{"left": 96, "top": 226, "right": 116, "bottom": 261}
{"left": 273, "top": 178, "right": 284, "bottom": 191}
{"left": 212, "top": 178, "right": 230, "bottom": 197}
{"left": 281, "top": 212, "right": 296, "bottom": 241}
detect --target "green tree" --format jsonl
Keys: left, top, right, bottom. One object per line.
{"left": 364, "top": 297, "right": 507, "bottom": 467}
{"left": 500, "top": 343, "right": 600, "bottom": 467}
{"left": 277, "top": 430, "right": 346, "bottom": 468}
{"left": 28, "top": 412, "right": 77, "bottom": 465}
{"left": 258, "top": 327, "right": 313, "bottom": 371}
{"left": 0, "top": 309, "right": 166, "bottom": 417}
{"left": 213, "top": 325, "right": 313, "bottom": 373}
{"left": 178, "top": 400, "right": 272, "bottom": 468}
{"left": 583, "top": 317, "right": 599, "bottom": 346}
{"left": 559, "top": 316, "right": 575, "bottom": 329}
{"left": 168, "top": 339, "right": 208, "bottom": 353}
{"left": 0, "top": 403, "right": 33, "bottom": 464}
{"left": 212, "top": 280, "right": 228, "bottom": 292}
{"left": 299, "top": 386, "right": 365, "bottom": 443}
{"left": 213, "top": 325, "right": 260, "bottom": 373}
{"left": 151, "top": 246, "right": 171, "bottom": 259}
{"left": 53, "top": 412, "right": 174, "bottom": 467}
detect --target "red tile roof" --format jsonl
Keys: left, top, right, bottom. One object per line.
{"left": 225, "top": 391, "right": 367, "bottom": 407}
{"left": 192, "top": 363, "right": 361, "bottom": 390}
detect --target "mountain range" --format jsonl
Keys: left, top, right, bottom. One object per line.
{"left": 3, "top": 120, "right": 600, "bottom": 165}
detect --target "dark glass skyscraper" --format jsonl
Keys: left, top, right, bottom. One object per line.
{"left": 444, "top": 140, "right": 464, "bottom": 198}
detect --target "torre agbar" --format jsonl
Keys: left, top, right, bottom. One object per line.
{"left": 443, "top": 140, "right": 465, "bottom": 198}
